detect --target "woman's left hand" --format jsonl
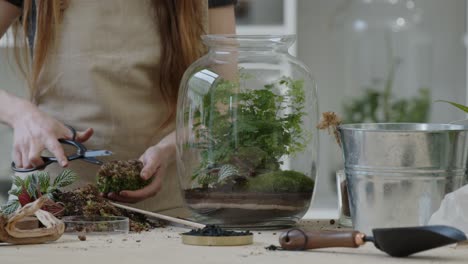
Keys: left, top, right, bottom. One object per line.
{"left": 107, "top": 131, "right": 176, "bottom": 203}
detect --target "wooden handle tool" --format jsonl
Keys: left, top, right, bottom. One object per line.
{"left": 279, "top": 226, "right": 467, "bottom": 257}
{"left": 279, "top": 229, "right": 366, "bottom": 250}
{"left": 109, "top": 202, "right": 205, "bottom": 229}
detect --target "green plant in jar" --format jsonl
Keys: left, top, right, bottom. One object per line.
{"left": 188, "top": 75, "right": 313, "bottom": 192}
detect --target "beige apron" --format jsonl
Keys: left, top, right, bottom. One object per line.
{"left": 31, "top": 0, "right": 207, "bottom": 214}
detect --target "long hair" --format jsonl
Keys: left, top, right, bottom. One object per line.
{"left": 13, "top": 0, "right": 205, "bottom": 125}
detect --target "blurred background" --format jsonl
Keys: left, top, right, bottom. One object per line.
{"left": 1, "top": 0, "right": 467, "bottom": 215}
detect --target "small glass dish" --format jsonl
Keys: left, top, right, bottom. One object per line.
{"left": 62, "top": 216, "right": 129, "bottom": 235}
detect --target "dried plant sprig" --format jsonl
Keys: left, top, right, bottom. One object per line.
{"left": 317, "top": 111, "right": 342, "bottom": 147}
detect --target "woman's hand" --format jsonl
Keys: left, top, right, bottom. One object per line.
{"left": 107, "top": 132, "right": 176, "bottom": 203}
{"left": 12, "top": 103, "right": 93, "bottom": 169}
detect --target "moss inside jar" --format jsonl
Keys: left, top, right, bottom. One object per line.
{"left": 176, "top": 35, "right": 318, "bottom": 228}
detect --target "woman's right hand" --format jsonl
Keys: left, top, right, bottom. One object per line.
{"left": 11, "top": 103, "right": 94, "bottom": 169}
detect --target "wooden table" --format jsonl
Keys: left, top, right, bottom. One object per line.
{"left": 1, "top": 220, "right": 467, "bottom": 264}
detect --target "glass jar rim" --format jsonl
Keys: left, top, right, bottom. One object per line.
{"left": 202, "top": 34, "right": 296, "bottom": 49}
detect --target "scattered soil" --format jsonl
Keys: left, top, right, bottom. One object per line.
{"left": 55, "top": 185, "right": 164, "bottom": 232}
{"left": 265, "top": 245, "right": 281, "bottom": 251}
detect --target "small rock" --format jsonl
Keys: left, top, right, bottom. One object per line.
{"left": 78, "top": 235, "right": 86, "bottom": 241}
{"left": 136, "top": 240, "right": 141, "bottom": 243}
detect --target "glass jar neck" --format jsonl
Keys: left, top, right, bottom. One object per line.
{"left": 203, "top": 35, "right": 295, "bottom": 54}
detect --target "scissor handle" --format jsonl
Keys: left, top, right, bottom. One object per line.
{"left": 11, "top": 139, "right": 88, "bottom": 173}
{"left": 57, "top": 139, "right": 88, "bottom": 161}
{"left": 11, "top": 157, "right": 54, "bottom": 173}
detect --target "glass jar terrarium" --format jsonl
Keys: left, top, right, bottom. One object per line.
{"left": 176, "top": 35, "right": 318, "bottom": 228}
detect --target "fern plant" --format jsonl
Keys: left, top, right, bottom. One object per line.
{"left": 188, "top": 76, "right": 311, "bottom": 187}
{"left": 0, "top": 169, "right": 77, "bottom": 216}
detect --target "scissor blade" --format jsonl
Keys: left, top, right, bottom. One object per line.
{"left": 84, "top": 150, "right": 113, "bottom": 157}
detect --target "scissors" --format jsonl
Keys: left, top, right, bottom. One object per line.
{"left": 11, "top": 125, "right": 113, "bottom": 173}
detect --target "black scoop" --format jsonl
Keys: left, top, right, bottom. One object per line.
{"left": 369, "top": 225, "right": 467, "bottom": 257}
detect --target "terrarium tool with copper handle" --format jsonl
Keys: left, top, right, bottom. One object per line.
{"left": 279, "top": 226, "right": 467, "bottom": 257}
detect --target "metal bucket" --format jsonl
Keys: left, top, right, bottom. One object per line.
{"left": 338, "top": 123, "right": 468, "bottom": 234}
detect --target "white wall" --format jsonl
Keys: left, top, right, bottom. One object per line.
{"left": 296, "top": 0, "right": 467, "bottom": 209}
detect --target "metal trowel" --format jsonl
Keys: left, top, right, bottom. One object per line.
{"left": 279, "top": 225, "right": 467, "bottom": 257}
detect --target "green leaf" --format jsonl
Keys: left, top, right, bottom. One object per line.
{"left": 45, "top": 192, "right": 54, "bottom": 200}
{"left": 36, "top": 171, "right": 51, "bottom": 193}
{"left": 8, "top": 187, "right": 22, "bottom": 197}
{"left": 26, "top": 175, "right": 38, "bottom": 199}
{"left": 218, "top": 164, "right": 239, "bottom": 183}
{"left": 53, "top": 169, "right": 77, "bottom": 188}
{"left": 30, "top": 173, "right": 39, "bottom": 188}
{"left": 22, "top": 175, "right": 36, "bottom": 199}
{"left": 1, "top": 199, "right": 21, "bottom": 216}
{"left": 12, "top": 176, "right": 24, "bottom": 188}
{"left": 436, "top": 100, "right": 468, "bottom": 113}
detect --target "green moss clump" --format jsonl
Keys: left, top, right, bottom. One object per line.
{"left": 246, "top": 170, "right": 314, "bottom": 193}
{"left": 96, "top": 160, "right": 151, "bottom": 194}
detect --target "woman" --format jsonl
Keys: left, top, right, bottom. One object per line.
{"left": 0, "top": 0, "right": 236, "bottom": 215}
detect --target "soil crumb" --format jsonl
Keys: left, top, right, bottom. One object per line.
{"left": 265, "top": 245, "right": 281, "bottom": 251}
